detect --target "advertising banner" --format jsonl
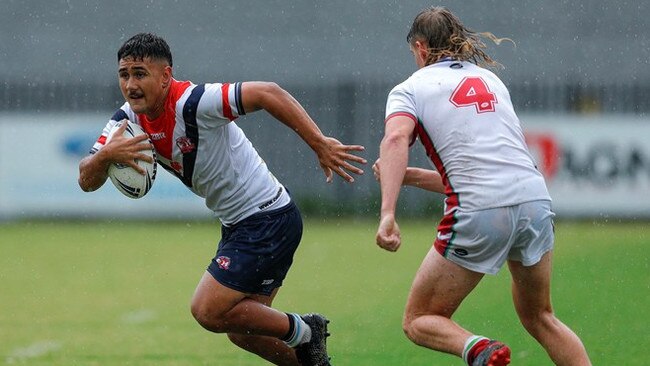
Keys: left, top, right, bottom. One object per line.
{"left": 1, "top": 113, "right": 648, "bottom": 219}
{"left": 524, "top": 115, "right": 650, "bottom": 218}
{"left": 0, "top": 113, "right": 210, "bottom": 220}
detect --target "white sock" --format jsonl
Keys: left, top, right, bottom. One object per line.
{"left": 462, "top": 335, "right": 488, "bottom": 365}
{"left": 283, "top": 313, "right": 312, "bottom": 348}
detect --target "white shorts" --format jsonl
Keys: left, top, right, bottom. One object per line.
{"left": 434, "top": 200, "right": 555, "bottom": 274}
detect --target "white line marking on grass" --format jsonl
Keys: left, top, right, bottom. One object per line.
{"left": 121, "top": 309, "right": 157, "bottom": 324}
{"left": 6, "top": 340, "right": 62, "bottom": 364}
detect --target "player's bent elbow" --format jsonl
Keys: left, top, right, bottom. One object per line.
{"left": 382, "top": 132, "right": 409, "bottom": 148}
{"left": 78, "top": 178, "right": 91, "bottom": 192}
{"left": 78, "top": 165, "right": 108, "bottom": 192}
{"left": 78, "top": 176, "right": 99, "bottom": 192}
{"left": 78, "top": 155, "right": 110, "bottom": 192}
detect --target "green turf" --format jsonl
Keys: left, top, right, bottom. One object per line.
{"left": 0, "top": 219, "right": 647, "bottom": 365}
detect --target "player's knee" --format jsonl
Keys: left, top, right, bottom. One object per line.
{"left": 517, "top": 308, "right": 555, "bottom": 336}
{"left": 402, "top": 315, "right": 419, "bottom": 344}
{"left": 402, "top": 322, "right": 415, "bottom": 343}
{"left": 189, "top": 300, "right": 209, "bottom": 328}
{"left": 190, "top": 298, "right": 228, "bottom": 333}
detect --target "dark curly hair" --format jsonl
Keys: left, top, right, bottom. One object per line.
{"left": 117, "top": 32, "right": 173, "bottom": 66}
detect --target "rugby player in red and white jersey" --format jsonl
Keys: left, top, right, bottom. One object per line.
{"left": 79, "top": 33, "right": 366, "bottom": 366}
{"left": 373, "top": 7, "right": 591, "bottom": 366}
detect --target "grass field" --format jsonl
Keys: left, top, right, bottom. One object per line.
{"left": 1, "top": 219, "right": 647, "bottom": 365}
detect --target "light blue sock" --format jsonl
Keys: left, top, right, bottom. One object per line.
{"left": 284, "top": 313, "right": 312, "bottom": 348}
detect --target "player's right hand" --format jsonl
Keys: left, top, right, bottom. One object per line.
{"left": 316, "top": 136, "right": 366, "bottom": 183}
{"left": 105, "top": 121, "right": 155, "bottom": 175}
{"left": 376, "top": 214, "right": 401, "bottom": 252}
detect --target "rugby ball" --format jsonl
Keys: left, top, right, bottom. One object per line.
{"left": 106, "top": 120, "right": 157, "bottom": 199}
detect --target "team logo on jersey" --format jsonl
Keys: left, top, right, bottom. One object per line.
{"left": 216, "top": 256, "right": 231, "bottom": 270}
{"left": 171, "top": 161, "right": 183, "bottom": 172}
{"left": 176, "top": 136, "right": 196, "bottom": 154}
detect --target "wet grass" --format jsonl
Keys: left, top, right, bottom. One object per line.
{"left": 0, "top": 219, "right": 647, "bottom": 365}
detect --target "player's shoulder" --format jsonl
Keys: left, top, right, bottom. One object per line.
{"left": 424, "top": 61, "right": 506, "bottom": 89}
{"left": 111, "top": 103, "right": 138, "bottom": 123}
{"left": 390, "top": 64, "right": 447, "bottom": 96}
{"left": 389, "top": 73, "right": 418, "bottom": 97}
{"left": 167, "top": 79, "right": 208, "bottom": 114}
{"left": 455, "top": 62, "right": 503, "bottom": 82}
{"left": 169, "top": 79, "right": 195, "bottom": 103}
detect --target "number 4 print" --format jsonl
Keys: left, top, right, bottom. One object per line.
{"left": 449, "top": 76, "right": 497, "bottom": 113}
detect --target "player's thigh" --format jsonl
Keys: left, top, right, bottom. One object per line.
{"left": 248, "top": 287, "right": 280, "bottom": 307}
{"left": 192, "top": 270, "right": 281, "bottom": 313}
{"left": 191, "top": 271, "right": 248, "bottom": 317}
{"left": 507, "top": 250, "right": 553, "bottom": 316}
{"left": 405, "top": 247, "right": 484, "bottom": 319}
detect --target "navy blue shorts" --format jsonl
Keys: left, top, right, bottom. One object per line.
{"left": 207, "top": 201, "right": 303, "bottom": 296}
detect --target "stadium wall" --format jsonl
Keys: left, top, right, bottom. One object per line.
{"left": 1, "top": 113, "right": 649, "bottom": 221}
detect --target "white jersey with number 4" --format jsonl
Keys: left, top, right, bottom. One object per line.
{"left": 386, "top": 60, "right": 550, "bottom": 212}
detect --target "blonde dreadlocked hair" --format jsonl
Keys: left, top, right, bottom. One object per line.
{"left": 406, "top": 7, "right": 512, "bottom": 68}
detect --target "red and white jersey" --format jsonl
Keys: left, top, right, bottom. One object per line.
{"left": 91, "top": 79, "right": 290, "bottom": 225}
{"left": 386, "top": 60, "right": 550, "bottom": 212}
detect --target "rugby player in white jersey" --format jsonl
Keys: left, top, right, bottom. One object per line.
{"left": 78, "top": 33, "right": 366, "bottom": 366}
{"left": 373, "top": 7, "right": 591, "bottom": 366}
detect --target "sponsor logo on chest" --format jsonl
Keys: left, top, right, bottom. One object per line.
{"left": 149, "top": 132, "right": 166, "bottom": 140}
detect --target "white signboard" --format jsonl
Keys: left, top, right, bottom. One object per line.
{"left": 1, "top": 113, "right": 649, "bottom": 219}
{"left": 0, "top": 113, "right": 210, "bottom": 220}
{"left": 523, "top": 115, "right": 650, "bottom": 218}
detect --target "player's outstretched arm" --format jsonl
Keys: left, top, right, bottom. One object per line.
{"left": 374, "top": 160, "right": 444, "bottom": 194}
{"left": 78, "top": 122, "right": 153, "bottom": 192}
{"left": 403, "top": 167, "right": 444, "bottom": 193}
{"left": 240, "top": 81, "right": 366, "bottom": 183}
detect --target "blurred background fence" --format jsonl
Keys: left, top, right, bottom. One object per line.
{"left": 3, "top": 79, "right": 650, "bottom": 114}
{"left": 1, "top": 0, "right": 648, "bottom": 220}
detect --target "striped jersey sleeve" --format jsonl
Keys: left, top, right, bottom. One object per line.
{"left": 89, "top": 104, "right": 136, "bottom": 155}
{"left": 385, "top": 81, "right": 417, "bottom": 122}
{"left": 385, "top": 81, "right": 418, "bottom": 145}
{"left": 198, "top": 82, "right": 245, "bottom": 124}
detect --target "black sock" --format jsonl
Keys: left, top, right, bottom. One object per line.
{"left": 281, "top": 313, "right": 295, "bottom": 342}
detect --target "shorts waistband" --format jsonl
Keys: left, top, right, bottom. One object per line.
{"left": 258, "top": 186, "right": 283, "bottom": 210}
{"left": 223, "top": 200, "right": 297, "bottom": 231}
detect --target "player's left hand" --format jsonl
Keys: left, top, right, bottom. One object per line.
{"left": 372, "top": 158, "right": 381, "bottom": 182}
{"left": 376, "top": 214, "right": 401, "bottom": 252}
{"left": 317, "top": 136, "right": 366, "bottom": 183}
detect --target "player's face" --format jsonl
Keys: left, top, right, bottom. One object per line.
{"left": 118, "top": 57, "right": 171, "bottom": 118}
